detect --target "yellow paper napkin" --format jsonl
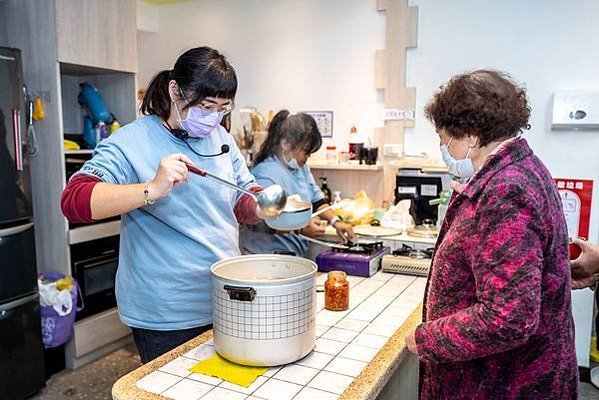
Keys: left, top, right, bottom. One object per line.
{"left": 188, "top": 354, "right": 268, "bottom": 388}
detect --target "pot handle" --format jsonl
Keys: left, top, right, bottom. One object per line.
{"left": 274, "top": 250, "right": 296, "bottom": 256}
{"left": 223, "top": 285, "right": 256, "bottom": 302}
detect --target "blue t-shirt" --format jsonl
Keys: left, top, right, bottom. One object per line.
{"left": 77, "top": 115, "right": 256, "bottom": 330}
{"left": 240, "top": 156, "right": 324, "bottom": 256}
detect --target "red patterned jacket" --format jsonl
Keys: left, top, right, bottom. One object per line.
{"left": 415, "top": 138, "right": 578, "bottom": 399}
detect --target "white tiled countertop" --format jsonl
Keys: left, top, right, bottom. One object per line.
{"left": 113, "top": 272, "right": 426, "bottom": 400}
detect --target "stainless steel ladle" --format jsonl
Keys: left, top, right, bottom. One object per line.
{"left": 186, "top": 164, "right": 287, "bottom": 217}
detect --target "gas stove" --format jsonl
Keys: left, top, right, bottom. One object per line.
{"left": 381, "top": 244, "right": 434, "bottom": 276}
{"left": 316, "top": 241, "right": 390, "bottom": 277}
{"left": 332, "top": 240, "right": 384, "bottom": 254}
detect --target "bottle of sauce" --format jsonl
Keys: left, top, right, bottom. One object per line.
{"left": 326, "top": 146, "right": 337, "bottom": 164}
{"left": 348, "top": 126, "right": 364, "bottom": 163}
{"left": 320, "top": 177, "right": 332, "bottom": 203}
{"left": 325, "top": 271, "right": 349, "bottom": 311}
{"left": 109, "top": 119, "right": 121, "bottom": 134}
{"left": 332, "top": 191, "right": 342, "bottom": 204}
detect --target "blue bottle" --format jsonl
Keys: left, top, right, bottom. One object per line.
{"left": 98, "top": 121, "right": 109, "bottom": 141}
{"left": 78, "top": 82, "right": 112, "bottom": 123}
{"left": 83, "top": 115, "right": 96, "bottom": 148}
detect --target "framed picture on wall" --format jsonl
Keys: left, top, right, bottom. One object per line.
{"left": 302, "top": 111, "right": 334, "bottom": 138}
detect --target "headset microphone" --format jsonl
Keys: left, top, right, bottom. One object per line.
{"left": 170, "top": 128, "right": 189, "bottom": 141}
{"left": 183, "top": 140, "right": 229, "bottom": 158}
{"left": 166, "top": 125, "right": 229, "bottom": 158}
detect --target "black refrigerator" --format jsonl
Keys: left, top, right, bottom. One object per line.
{"left": 0, "top": 47, "right": 46, "bottom": 400}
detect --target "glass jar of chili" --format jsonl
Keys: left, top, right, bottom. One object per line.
{"left": 324, "top": 271, "right": 349, "bottom": 311}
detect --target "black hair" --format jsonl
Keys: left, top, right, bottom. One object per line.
{"left": 253, "top": 110, "right": 322, "bottom": 166}
{"left": 141, "top": 47, "right": 238, "bottom": 121}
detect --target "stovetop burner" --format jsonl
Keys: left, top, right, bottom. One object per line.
{"left": 333, "top": 240, "right": 384, "bottom": 255}
{"left": 392, "top": 244, "right": 434, "bottom": 259}
{"left": 406, "top": 222, "right": 439, "bottom": 239}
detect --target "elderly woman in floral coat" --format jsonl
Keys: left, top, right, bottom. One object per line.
{"left": 405, "top": 70, "right": 578, "bottom": 399}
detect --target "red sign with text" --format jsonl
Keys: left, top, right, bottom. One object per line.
{"left": 554, "top": 178, "right": 593, "bottom": 239}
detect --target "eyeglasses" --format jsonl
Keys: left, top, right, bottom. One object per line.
{"left": 180, "top": 89, "right": 234, "bottom": 115}
{"left": 197, "top": 99, "right": 234, "bottom": 115}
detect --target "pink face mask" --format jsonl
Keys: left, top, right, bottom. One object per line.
{"left": 176, "top": 106, "right": 224, "bottom": 138}
{"left": 174, "top": 90, "right": 225, "bottom": 138}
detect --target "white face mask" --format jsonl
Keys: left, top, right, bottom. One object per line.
{"left": 282, "top": 151, "right": 300, "bottom": 170}
{"left": 440, "top": 137, "right": 474, "bottom": 179}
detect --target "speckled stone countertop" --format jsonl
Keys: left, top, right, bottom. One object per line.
{"left": 113, "top": 273, "right": 425, "bottom": 400}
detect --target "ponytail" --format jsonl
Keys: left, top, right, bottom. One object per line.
{"left": 253, "top": 110, "right": 322, "bottom": 167}
{"left": 253, "top": 110, "right": 291, "bottom": 166}
{"left": 140, "top": 70, "right": 172, "bottom": 120}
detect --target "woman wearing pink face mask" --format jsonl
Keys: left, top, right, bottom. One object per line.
{"left": 60, "top": 47, "right": 264, "bottom": 363}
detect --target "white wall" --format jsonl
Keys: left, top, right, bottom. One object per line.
{"left": 138, "top": 0, "right": 599, "bottom": 366}
{"left": 407, "top": 0, "right": 599, "bottom": 367}
{"left": 137, "top": 0, "right": 385, "bottom": 150}
{"left": 137, "top": 0, "right": 160, "bottom": 33}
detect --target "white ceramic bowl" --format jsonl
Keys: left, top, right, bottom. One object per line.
{"left": 264, "top": 204, "right": 312, "bottom": 231}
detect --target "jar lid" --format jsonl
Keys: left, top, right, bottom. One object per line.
{"left": 327, "top": 270, "right": 347, "bottom": 281}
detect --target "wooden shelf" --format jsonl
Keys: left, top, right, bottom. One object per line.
{"left": 59, "top": 62, "right": 127, "bottom": 76}
{"left": 69, "top": 220, "right": 120, "bottom": 245}
{"left": 308, "top": 163, "right": 383, "bottom": 171}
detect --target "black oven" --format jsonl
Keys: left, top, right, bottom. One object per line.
{"left": 65, "top": 154, "right": 89, "bottom": 183}
{"left": 71, "top": 235, "right": 119, "bottom": 320}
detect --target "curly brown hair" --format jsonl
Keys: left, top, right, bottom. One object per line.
{"left": 424, "top": 69, "right": 531, "bottom": 146}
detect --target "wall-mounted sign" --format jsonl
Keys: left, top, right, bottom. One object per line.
{"left": 554, "top": 178, "right": 593, "bottom": 239}
{"left": 383, "top": 108, "right": 415, "bottom": 121}
{"left": 302, "top": 111, "right": 334, "bottom": 138}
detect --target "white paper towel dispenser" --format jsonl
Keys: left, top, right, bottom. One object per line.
{"left": 552, "top": 89, "right": 599, "bottom": 130}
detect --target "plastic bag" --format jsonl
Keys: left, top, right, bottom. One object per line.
{"left": 39, "top": 275, "right": 74, "bottom": 316}
{"left": 335, "top": 191, "right": 376, "bottom": 225}
{"left": 38, "top": 272, "right": 83, "bottom": 348}
{"left": 381, "top": 200, "right": 415, "bottom": 231}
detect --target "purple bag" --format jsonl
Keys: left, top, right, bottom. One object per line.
{"left": 39, "top": 272, "right": 83, "bottom": 349}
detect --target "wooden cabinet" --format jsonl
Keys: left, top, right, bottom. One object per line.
{"left": 55, "top": 0, "right": 137, "bottom": 73}
{"left": 1, "top": 0, "right": 138, "bottom": 370}
{"left": 67, "top": 308, "right": 132, "bottom": 369}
